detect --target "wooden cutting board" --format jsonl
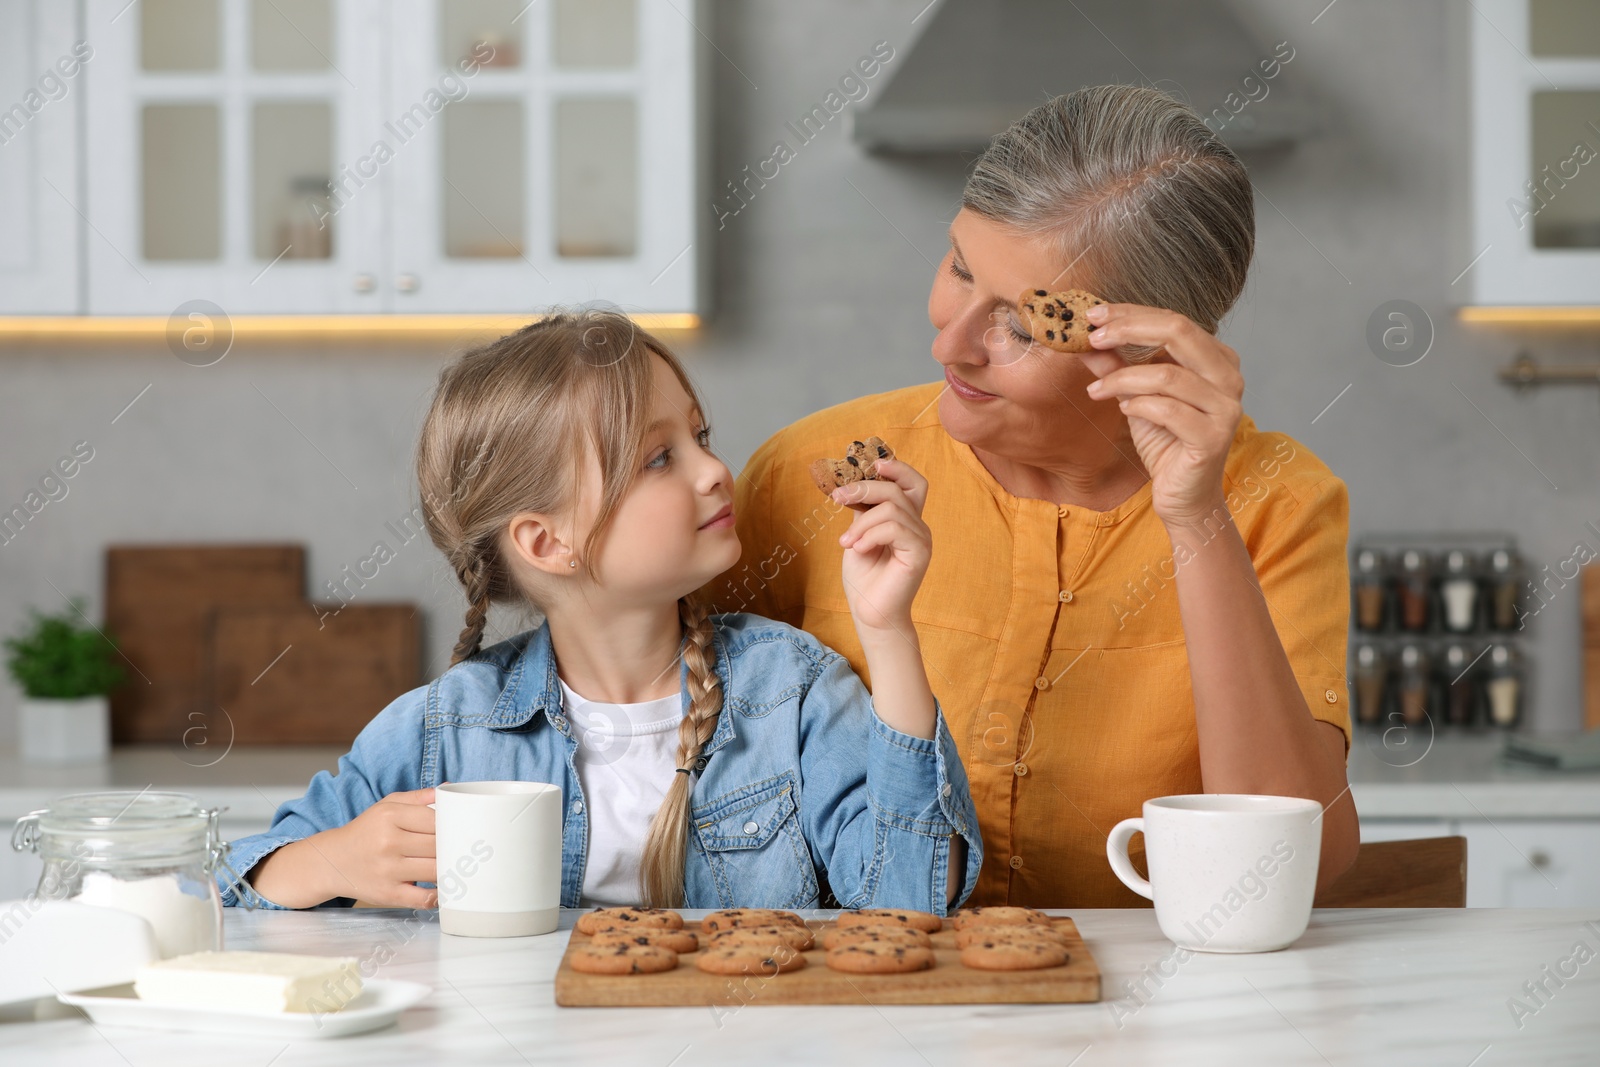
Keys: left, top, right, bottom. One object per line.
{"left": 105, "top": 545, "right": 306, "bottom": 743}
{"left": 1583, "top": 564, "right": 1600, "bottom": 730}
{"left": 204, "top": 602, "right": 421, "bottom": 745}
{"left": 554, "top": 916, "right": 1100, "bottom": 1006}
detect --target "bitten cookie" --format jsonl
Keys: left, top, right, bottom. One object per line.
{"left": 701, "top": 908, "right": 806, "bottom": 933}
{"left": 1016, "top": 288, "right": 1105, "bottom": 353}
{"left": 708, "top": 923, "right": 816, "bottom": 953}
{"left": 953, "top": 924, "right": 1067, "bottom": 949}
{"left": 821, "top": 925, "right": 931, "bottom": 951}
{"left": 825, "top": 941, "right": 935, "bottom": 975}
{"left": 695, "top": 942, "right": 808, "bottom": 976}
{"left": 950, "top": 906, "right": 1052, "bottom": 931}
{"left": 588, "top": 927, "right": 701, "bottom": 954}
{"left": 835, "top": 908, "right": 944, "bottom": 934}
{"left": 568, "top": 941, "right": 680, "bottom": 975}
{"left": 959, "top": 934, "right": 1070, "bottom": 971}
{"left": 808, "top": 436, "right": 896, "bottom": 498}
{"left": 574, "top": 907, "right": 684, "bottom": 935}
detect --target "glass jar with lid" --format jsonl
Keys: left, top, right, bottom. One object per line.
{"left": 9, "top": 791, "right": 261, "bottom": 958}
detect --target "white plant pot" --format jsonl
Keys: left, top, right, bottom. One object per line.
{"left": 20, "top": 696, "right": 111, "bottom": 765}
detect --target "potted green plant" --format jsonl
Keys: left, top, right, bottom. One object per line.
{"left": 4, "top": 598, "right": 125, "bottom": 764}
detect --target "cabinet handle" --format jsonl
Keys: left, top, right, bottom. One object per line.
{"left": 353, "top": 273, "right": 376, "bottom": 293}
{"left": 396, "top": 273, "right": 419, "bottom": 293}
{"left": 1529, "top": 849, "right": 1551, "bottom": 870}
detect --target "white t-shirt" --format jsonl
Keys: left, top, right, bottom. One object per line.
{"left": 559, "top": 677, "right": 687, "bottom": 907}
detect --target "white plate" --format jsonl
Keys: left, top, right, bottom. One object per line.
{"left": 57, "top": 978, "right": 431, "bottom": 1039}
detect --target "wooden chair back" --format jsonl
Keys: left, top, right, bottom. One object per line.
{"left": 1313, "top": 835, "right": 1467, "bottom": 908}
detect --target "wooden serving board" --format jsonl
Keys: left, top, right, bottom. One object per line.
{"left": 204, "top": 602, "right": 421, "bottom": 744}
{"left": 553, "top": 916, "right": 1100, "bottom": 1007}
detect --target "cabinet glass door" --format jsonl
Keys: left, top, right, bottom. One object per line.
{"left": 85, "top": 0, "right": 386, "bottom": 314}
{"left": 388, "top": 0, "right": 699, "bottom": 314}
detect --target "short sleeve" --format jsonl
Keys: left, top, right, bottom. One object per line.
{"left": 1246, "top": 473, "right": 1353, "bottom": 755}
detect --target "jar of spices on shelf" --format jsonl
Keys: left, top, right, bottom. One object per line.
{"left": 1484, "top": 643, "right": 1523, "bottom": 728}
{"left": 1439, "top": 550, "right": 1479, "bottom": 634}
{"left": 1352, "top": 549, "right": 1389, "bottom": 632}
{"left": 1396, "top": 643, "right": 1433, "bottom": 725}
{"left": 1440, "top": 643, "right": 1480, "bottom": 727}
{"left": 1486, "top": 548, "right": 1524, "bottom": 631}
{"left": 1396, "top": 550, "right": 1433, "bottom": 632}
{"left": 1351, "top": 642, "right": 1388, "bottom": 726}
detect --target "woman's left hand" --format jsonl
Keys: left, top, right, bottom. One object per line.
{"left": 831, "top": 458, "right": 931, "bottom": 635}
{"left": 1078, "top": 303, "right": 1244, "bottom": 529}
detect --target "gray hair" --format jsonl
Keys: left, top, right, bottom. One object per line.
{"left": 963, "top": 84, "right": 1255, "bottom": 361}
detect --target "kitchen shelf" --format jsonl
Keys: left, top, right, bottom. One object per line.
{"left": 0, "top": 313, "right": 699, "bottom": 344}
{"left": 1458, "top": 307, "right": 1600, "bottom": 327}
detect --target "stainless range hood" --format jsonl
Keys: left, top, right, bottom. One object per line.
{"left": 853, "top": 0, "right": 1320, "bottom": 154}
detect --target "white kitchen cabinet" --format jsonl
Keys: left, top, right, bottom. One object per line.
{"left": 0, "top": 1, "right": 84, "bottom": 313}
{"left": 1456, "top": 819, "right": 1600, "bottom": 909}
{"left": 78, "top": 0, "right": 707, "bottom": 316}
{"left": 1462, "top": 0, "right": 1600, "bottom": 305}
{"left": 1358, "top": 819, "right": 1453, "bottom": 844}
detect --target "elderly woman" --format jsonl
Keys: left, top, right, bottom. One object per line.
{"left": 714, "top": 84, "right": 1358, "bottom": 908}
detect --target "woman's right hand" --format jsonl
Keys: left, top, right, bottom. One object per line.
{"left": 249, "top": 788, "right": 439, "bottom": 909}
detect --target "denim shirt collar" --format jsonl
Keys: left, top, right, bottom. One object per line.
{"left": 484, "top": 619, "right": 739, "bottom": 757}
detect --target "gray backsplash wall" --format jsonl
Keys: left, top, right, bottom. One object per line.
{"left": 1, "top": 0, "right": 1594, "bottom": 743}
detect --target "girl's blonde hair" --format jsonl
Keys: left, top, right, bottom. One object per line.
{"left": 963, "top": 84, "right": 1255, "bottom": 361}
{"left": 415, "top": 307, "right": 723, "bottom": 908}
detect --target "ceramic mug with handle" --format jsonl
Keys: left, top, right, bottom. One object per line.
{"left": 1106, "top": 794, "right": 1323, "bottom": 953}
{"left": 434, "top": 781, "right": 563, "bottom": 937}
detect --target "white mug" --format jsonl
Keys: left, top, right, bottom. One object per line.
{"left": 1106, "top": 794, "right": 1323, "bottom": 953}
{"left": 434, "top": 781, "right": 562, "bottom": 937}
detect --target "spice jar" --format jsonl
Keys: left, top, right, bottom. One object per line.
{"left": 1396, "top": 643, "right": 1432, "bottom": 725}
{"left": 1352, "top": 642, "right": 1388, "bottom": 726}
{"left": 1397, "top": 550, "right": 1433, "bottom": 632}
{"left": 1352, "top": 549, "right": 1389, "bottom": 632}
{"left": 1439, "top": 550, "right": 1479, "bottom": 634}
{"left": 1486, "top": 548, "right": 1524, "bottom": 631}
{"left": 10, "top": 791, "right": 261, "bottom": 958}
{"left": 1441, "top": 643, "right": 1479, "bottom": 727}
{"left": 1484, "top": 643, "right": 1523, "bottom": 728}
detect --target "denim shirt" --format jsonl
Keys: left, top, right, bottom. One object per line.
{"left": 218, "top": 613, "right": 983, "bottom": 913}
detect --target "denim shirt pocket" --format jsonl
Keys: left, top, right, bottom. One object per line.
{"left": 690, "top": 772, "right": 819, "bottom": 909}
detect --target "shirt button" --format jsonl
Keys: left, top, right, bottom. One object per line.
{"left": 1324, "top": 689, "right": 1339, "bottom": 704}
{"left": 1057, "top": 506, "right": 1067, "bottom": 519}
{"left": 940, "top": 782, "right": 952, "bottom": 798}
{"left": 1058, "top": 590, "right": 1074, "bottom": 603}
{"left": 742, "top": 820, "right": 760, "bottom": 835}
{"left": 571, "top": 799, "right": 584, "bottom": 814}
{"left": 1009, "top": 855, "right": 1024, "bottom": 869}
{"left": 1034, "top": 676, "right": 1050, "bottom": 690}
{"left": 1014, "top": 762, "right": 1029, "bottom": 777}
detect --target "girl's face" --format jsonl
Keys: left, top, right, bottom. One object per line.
{"left": 927, "top": 208, "right": 1122, "bottom": 463}
{"left": 576, "top": 354, "right": 740, "bottom": 605}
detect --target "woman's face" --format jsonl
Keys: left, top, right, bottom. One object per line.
{"left": 928, "top": 208, "right": 1122, "bottom": 462}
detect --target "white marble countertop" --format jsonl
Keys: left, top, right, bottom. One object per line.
{"left": 1348, "top": 732, "right": 1600, "bottom": 818}
{"left": 5, "top": 906, "right": 1598, "bottom": 1065}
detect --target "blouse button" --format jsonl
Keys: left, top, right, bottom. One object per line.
{"left": 940, "top": 782, "right": 952, "bottom": 798}
{"left": 1009, "top": 855, "right": 1024, "bottom": 869}
{"left": 571, "top": 799, "right": 584, "bottom": 815}
{"left": 1324, "top": 689, "right": 1339, "bottom": 704}
{"left": 1014, "top": 762, "right": 1029, "bottom": 777}
{"left": 742, "top": 820, "right": 760, "bottom": 835}
{"left": 1058, "top": 590, "right": 1074, "bottom": 603}
{"left": 1034, "top": 676, "right": 1050, "bottom": 690}
{"left": 1057, "top": 506, "right": 1067, "bottom": 519}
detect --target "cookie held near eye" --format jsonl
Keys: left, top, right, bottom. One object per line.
{"left": 809, "top": 436, "right": 896, "bottom": 501}
{"left": 1016, "top": 288, "right": 1106, "bottom": 354}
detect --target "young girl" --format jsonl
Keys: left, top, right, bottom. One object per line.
{"left": 220, "top": 308, "right": 980, "bottom": 913}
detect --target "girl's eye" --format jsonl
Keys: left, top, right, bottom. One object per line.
{"left": 645, "top": 448, "right": 670, "bottom": 470}
{"left": 696, "top": 425, "right": 713, "bottom": 449}
{"left": 948, "top": 258, "right": 973, "bottom": 283}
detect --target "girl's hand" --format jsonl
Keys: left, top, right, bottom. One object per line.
{"left": 1078, "top": 303, "right": 1244, "bottom": 531}
{"left": 831, "top": 458, "right": 931, "bottom": 635}
{"left": 312, "top": 790, "right": 441, "bottom": 908}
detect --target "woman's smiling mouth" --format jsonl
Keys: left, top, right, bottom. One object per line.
{"left": 944, "top": 366, "right": 998, "bottom": 401}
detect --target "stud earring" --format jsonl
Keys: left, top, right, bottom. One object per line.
{"left": 569, "top": 560, "right": 577, "bottom": 568}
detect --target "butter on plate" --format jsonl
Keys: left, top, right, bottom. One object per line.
{"left": 134, "top": 951, "right": 362, "bottom": 1014}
